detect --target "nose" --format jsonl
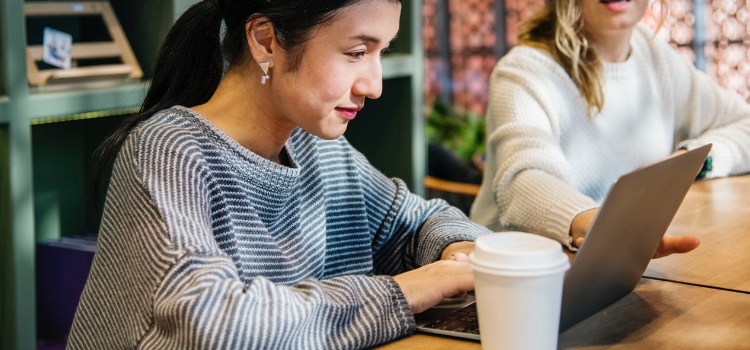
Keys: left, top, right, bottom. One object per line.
{"left": 353, "top": 57, "right": 383, "bottom": 100}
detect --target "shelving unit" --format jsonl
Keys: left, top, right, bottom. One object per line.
{"left": 0, "top": 2, "right": 200, "bottom": 349}
{"left": 0, "top": 1, "right": 424, "bottom": 349}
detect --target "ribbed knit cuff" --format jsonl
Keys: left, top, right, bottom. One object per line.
{"left": 415, "top": 210, "right": 491, "bottom": 266}
{"left": 677, "top": 140, "right": 731, "bottom": 179}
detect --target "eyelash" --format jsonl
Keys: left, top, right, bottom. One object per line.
{"left": 347, "top": 47, "right": 392, "bottom": 60}
{"left": 347, "top": 51, "right": 367, "bottom": 60}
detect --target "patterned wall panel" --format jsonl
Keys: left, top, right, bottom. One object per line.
{"left": 422, "top": 0, "right": 501, "bottom": 114}
{"left": 644, "top": 0, "right": 695, "bottom": 46}
{"left": 422, "top": 0, "right": 442, "bottom": 106}
{"left": 704, "top": 0, "right": 750, "bottom": 100}
{"left": 644, "top": 1, "right": 699, "bottom": 71}
{"left": 503, "top": 0, "right": 545, "bottom": 47}
{"left": 424, "top": 0, "right": 750, "bottom": 117}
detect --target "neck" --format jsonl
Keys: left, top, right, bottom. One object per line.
{"left": 192, "top": 68, "right": 293, "bottom": 163}
{"left": 586, "top": 28, "right": 633, "bottom": 63}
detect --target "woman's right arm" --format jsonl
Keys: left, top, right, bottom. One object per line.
{"left": 340, "top": 140, "right": 485, "bottom": 313}
{"left": 481, "top": 54, "right": 598, "bottom": 248}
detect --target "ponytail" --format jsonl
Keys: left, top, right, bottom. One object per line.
{"left": 142, "top": 1, "right": 224, "bottom": 114}
{"left": 92, "top": 1, "right": 224, "bottom": 207}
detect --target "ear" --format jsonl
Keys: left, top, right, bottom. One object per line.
{"left": 246, "top": 17, "right": 276, "bottom": 67}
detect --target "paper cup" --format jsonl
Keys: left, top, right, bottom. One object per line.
{"left": 469, "top": 232, "right": 570, "bottom": 350}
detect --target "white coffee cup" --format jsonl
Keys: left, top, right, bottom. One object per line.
{"left": 469, "top": 232, "right": 570, "bottom": 350}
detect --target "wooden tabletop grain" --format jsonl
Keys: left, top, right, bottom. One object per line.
{"left": 645, "top": 176, "right": 750, "bottom": 292}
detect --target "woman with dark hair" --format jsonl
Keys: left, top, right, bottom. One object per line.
{"left": 69, "top": 0, "right": 490, "bottom": 348}
{"left": 471, "top": 0, "right": 750, "bottom": 257}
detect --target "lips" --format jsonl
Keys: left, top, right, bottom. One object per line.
{"left": 335, "top": 107, "right": 360, "bottom": 120}
{"left": 599, "top": 0, "right": 631, "bottom": 11}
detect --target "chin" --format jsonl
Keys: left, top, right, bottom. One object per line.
{"left": 317, "top": 127, "right": 348, "bottom": 141}
{"left": 606, "top": 17, "right": 640, "bottom": 31}
{"left": 318, "top": 134, "right": 344, "bottom": 141}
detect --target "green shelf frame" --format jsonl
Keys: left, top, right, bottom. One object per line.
{"left": 382, "top": 54, "right": 417, "bottom": 80}
{"left": 0, "top": 1, "right": 196, "bottom": 349}
{"left": 0, "top": 97, "right": 9, "bottom": 124}
{"left": 26, "top": 84, "right": 147, "bottom": 123}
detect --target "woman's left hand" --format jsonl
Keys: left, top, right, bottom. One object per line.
{"left": 575, "top": 233, "right": 700, "bottom": 259}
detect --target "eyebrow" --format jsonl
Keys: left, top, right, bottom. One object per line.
{"left": 351, "top": 34, "right": 399, "bottom": 45}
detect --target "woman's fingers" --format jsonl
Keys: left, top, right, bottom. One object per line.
{"left": 653, "top": 234, "right": 700, "bottom": 259}
{"left": 575, "top": 234, "right": 699, "bottom": 259}
{"left": 393, "top": 260, "right": 474, "bottom": 314}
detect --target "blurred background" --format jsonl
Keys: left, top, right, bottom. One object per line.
{"left": 422, "top": 0, "right": 750, "bottom": 209}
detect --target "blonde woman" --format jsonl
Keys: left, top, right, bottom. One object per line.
{"left": 470, "top": 0, "right": 750, "bottom": 257}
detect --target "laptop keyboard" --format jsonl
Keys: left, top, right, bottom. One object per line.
{"left": 419, "top": 302, "right": 480, "bottom": 336}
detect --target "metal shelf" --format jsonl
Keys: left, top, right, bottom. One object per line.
{"left": 26, "top": 82, "right": 148, "bottom": 124}
{"left": 382, "top": 54, "right": 416, "bottom": 80}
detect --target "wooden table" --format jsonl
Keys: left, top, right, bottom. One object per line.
{"left": 558, "top": 279, "right": 750, "bottom": 349}
{"left": 644, "top": 176, "right": 750, "bottom": 292}
{"left": 379, "top": 176, "right": 750, "bottom": 349}
{"left": 378, "top": 279, "right": 750, "bottom": 349}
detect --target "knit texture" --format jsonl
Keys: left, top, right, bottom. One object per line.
{"left": 470, "top": 23, "right": 750, "bottom": 248}
{"left": 68, "top": 106, "right": 490, "bottom": 349}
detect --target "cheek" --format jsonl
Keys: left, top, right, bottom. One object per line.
{"left": 581, "top": 4, "right": 599, "bottom": 27}
{"left": 293, "top": 55, "right": 355, "bottom": 105}
{"left": 581, "top": 0, "right": 597, "bottom": 18}
{"left": 308, "top": 71, "right": 352, "bottom": 102}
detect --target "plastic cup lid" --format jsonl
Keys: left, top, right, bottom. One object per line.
{"left": 469, "top": 232, "right": 570, "bottom": 276}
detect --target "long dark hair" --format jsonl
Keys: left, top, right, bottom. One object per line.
{"left": 93, "top": 0, "right": 400, "bottom": 205}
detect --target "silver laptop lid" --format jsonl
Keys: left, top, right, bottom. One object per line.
{"left": 559, "top": 143, "right": 712, "bottom": 332}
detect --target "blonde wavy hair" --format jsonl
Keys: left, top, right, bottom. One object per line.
{"left": 517, "top": 0, "right": 669, "bottom": 115}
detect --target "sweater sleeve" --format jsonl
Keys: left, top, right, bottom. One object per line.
{"left": 473, "top": 52, "right": 598, "bottom": 249}
{"left": 144, "top": 253, "right": 412, "bottom": 349}
{"left": 650, "top": 25, "right": 750, "bottom": 177}
{"left": 345, "top": 141, "right": 491, "bottom": 273}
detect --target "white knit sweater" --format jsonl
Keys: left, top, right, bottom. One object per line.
{"left": 470, "top": 23, "right": 750, "bottom": 248}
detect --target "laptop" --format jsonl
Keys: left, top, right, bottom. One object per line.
{"left": 415, "top": 143, "right": 713, "bottom": 339}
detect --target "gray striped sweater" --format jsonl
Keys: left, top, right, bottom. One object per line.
{"left": 68, "top": 106, "right": 490, "bottom": 349}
